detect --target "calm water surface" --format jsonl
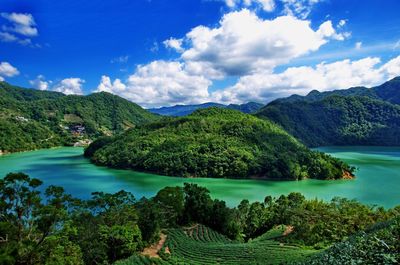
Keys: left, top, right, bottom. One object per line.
{"left": 0, "top": 146, "right": 399, "bottom": 207}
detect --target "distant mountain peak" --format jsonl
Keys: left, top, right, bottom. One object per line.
{"left": 148, "top": 102, "right": 264, "bottom": 116}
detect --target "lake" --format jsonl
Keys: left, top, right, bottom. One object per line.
{"left": 0, "top": 146, "right": 399, "bottom": 208}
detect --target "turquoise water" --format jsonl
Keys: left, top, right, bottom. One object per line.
{"left": 0, "top": 146, "right": 399, "bottom": 208}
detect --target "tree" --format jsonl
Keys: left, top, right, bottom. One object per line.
{"left": 182, "top": 183, "right": 213, "bottom": 224}
{"left": 154, "top": 186, "right": 184, "bottom": 227}
{"left": 0, "top": 172, "right": 79, "bottom": 264}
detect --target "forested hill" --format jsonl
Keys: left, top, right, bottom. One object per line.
{"left": 148, "top": 101, "right": 263, "bottom": 116}
{"left": 272, "top": 77, "right": 400, "bottom": 104}
{"left": 86, "top": 108, "right": 354, "bottom": 181}
{"left": 0, "top": 82, "right": 158, "bottom": 153}
{"left": 257, "top": 77, "right": 400, "bottom": 147}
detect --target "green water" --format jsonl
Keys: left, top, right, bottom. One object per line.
{"left": 0, "top": 146, "right": 399, "bottom": 208}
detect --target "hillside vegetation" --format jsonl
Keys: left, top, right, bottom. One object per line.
{"left": 0, "top": 82, "right": 158, "bottom": 153}
{"left": 2, "top": 174, "right": 397, "bottom": 265}
{"left": 257, "top": 77, "right": 400, "bottom": 147}
{"left": 86, "top": 108, "right": 353, "bottom": 180}
{"left": 117, "top": 225, "right": 316, "bottom": 265}
{"left": 301, "top": 217, "right": 400, "bottom": 264}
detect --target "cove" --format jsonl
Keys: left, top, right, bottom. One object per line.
{"left": 0, "top": 146, "right": 399, "bottom": 208}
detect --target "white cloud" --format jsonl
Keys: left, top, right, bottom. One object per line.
{"left": 0, "top": 76, "right": 4, "bottom": 82}
{"left": 53, "top": 78, "right": 85, "bottom": 95}
{"left": 181, "top": 9, "right": 346, "bottom": 76}
{"left": 163, "top": 38, "right": 184, "bottom": 52}
{"left": 29, "top": 76, "right": 85, "bottom": 95}
{"left": 29, "top": 75, "right": 51, "bottom": 91}
{"left": 0, "top": 62, "right": 20, "bottom": 80}
{"left": 96, "top": 75, "right": 126, "bottom": 93}
{"left": 338, "top": 19, "right": 346, "bottom": 28}
{"left": 317, "top": 20, "right": 350, "bottom": 41}
{"left": 355, "top": 42, "right": 362, "bottom": 50}
{"left": 381, "top": 56, "right": 400, "bottom": 79}
{"left": 95, "top": 61, "right": 211, "bottom": 107}
{"left": 281, "top": 0, "right": 323, "bottom": 19}
{"left": 1, "top": 12, "right": 38, "bottom": 37}
{"left": 0, "top": 31, "right": 18, "bottom": 42}
{"left": 225, "top": 0, "right": 276, "bottom": 12}
{"left": 212, "top": 56, "right": 400, "bottom": 104}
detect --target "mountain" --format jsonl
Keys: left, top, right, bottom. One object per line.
{"left": 0, "top": 82, "right": 158, "bottom": 153}
{"left": 256, "top": 77, "right": 400, "bottom": 147}
{"left": 85, "top": 108, "right": 354, "bottom": 181}
{"left": 148, "top": 102, "right": 264, "bottom": 116}
{"left": 273, "top": 77, "right": 400, "bottom": 104}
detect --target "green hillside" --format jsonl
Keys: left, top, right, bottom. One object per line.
{"left": 257, "top": 77, "right": 400, "bottom": 147}
{"left": 86, "top": 108, "right": 353, "bottom": 180}
{"left": 0, "top": 82, "right": 158, "bottom": 153}
{"left": 301, "top": 217, "right": 400, "bottom": 264}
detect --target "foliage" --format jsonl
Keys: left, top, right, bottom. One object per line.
{"left": 86, "top": 108, "right": 353, "bottom": 180}
{"left": 257, "top": 77, "right": 400, "bottom": 147}
{"left": 1, "top": 174, "right": 398, "bottom": 264}
{"left": 0, "top": 82, "right": 158, "bottom": 153}
{"left": 297, "top": 217, "right": 400, "bottom": 264}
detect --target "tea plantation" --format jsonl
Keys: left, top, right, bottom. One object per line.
{"left": 116, "top": 225, "right": 316, "bottom": 265}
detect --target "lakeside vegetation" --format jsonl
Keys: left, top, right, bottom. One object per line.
{"left": 0, "top": 173, "right": 398, "bottom": 264}
{"left": 0, "top": 82, "right": 158, "bottom": 153}
{"left": 85, "top": 108, "right": 354, "bottom": 180}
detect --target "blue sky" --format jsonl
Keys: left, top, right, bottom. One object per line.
{"left": 1, "top": 0, "right": 400, "bottom": 107}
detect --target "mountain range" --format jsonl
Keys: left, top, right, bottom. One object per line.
{"left": 148, "top": 102, "right": 264, "bottom": 116}
{"left": 2, "top": 76, "right": 400, "bottom": 155}
{"left": 256, "top": 77, "right": 400, "bottom": 147}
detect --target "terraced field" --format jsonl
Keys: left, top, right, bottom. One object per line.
{"left": 116, "top": 225, "right": 317, "bottom": 265}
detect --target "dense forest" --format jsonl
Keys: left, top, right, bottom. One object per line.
{"left": 257, "top": 77, "right": 400, "bottom": 147}
{"left": 85, "top": 108, "right": 354, "bottom": 180}
{"left": 0, "top": 82, "right": 158, "bottom": 153}
{"left": 0, "top": 173, "right": 398, "bottom": 265}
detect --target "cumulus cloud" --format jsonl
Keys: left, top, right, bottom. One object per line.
{"left": 181, "top": 9, "right": 347, "bottom": 76}
{"left": 96, "top": 75, "right": 126, "bottom": 93}
{"left": 381, "top": 56, "right": 400, "bottom": 79}
{"left": 355, "top": 42, "right": 362, "bottom": 50}
{"left": 0, "top": 12, "right": 38, "bottom": 46}
{"left": 212, "top": 56, "right": 400, "bottom": 104}
{"left": 0, "top": 61, "right": 19, "bottom": 82}
{"left": 29, "top": 76, "right": 85, "bottom": 95}
{"left": 163, "top": 38, "right": 184, "bottom": 52}
{"left": 96, "top": 61, "right": 211, "bottom": 107}
{"left": 53, "top": 78, "right": 85, "bottom": 95}
{"left": 317, "top": 21, "right": 350, "bottom": 41}
{"left": 1, "top": 12, "right": 37, "bottom": 36}
{"left": 0, "top": 62, "right": 20, "bottom": 79}
{"left": 94, "top": 53, "right": 400, "bottom": 107}
{"left": 29, "top": 75, "right": 51, "bottom": 90}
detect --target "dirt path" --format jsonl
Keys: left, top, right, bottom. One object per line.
{"left": 141, "top": 233, "right": 167, "bottom": 258}
{"left": 283, "top": 225, "right": 294, "bottom": 236}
